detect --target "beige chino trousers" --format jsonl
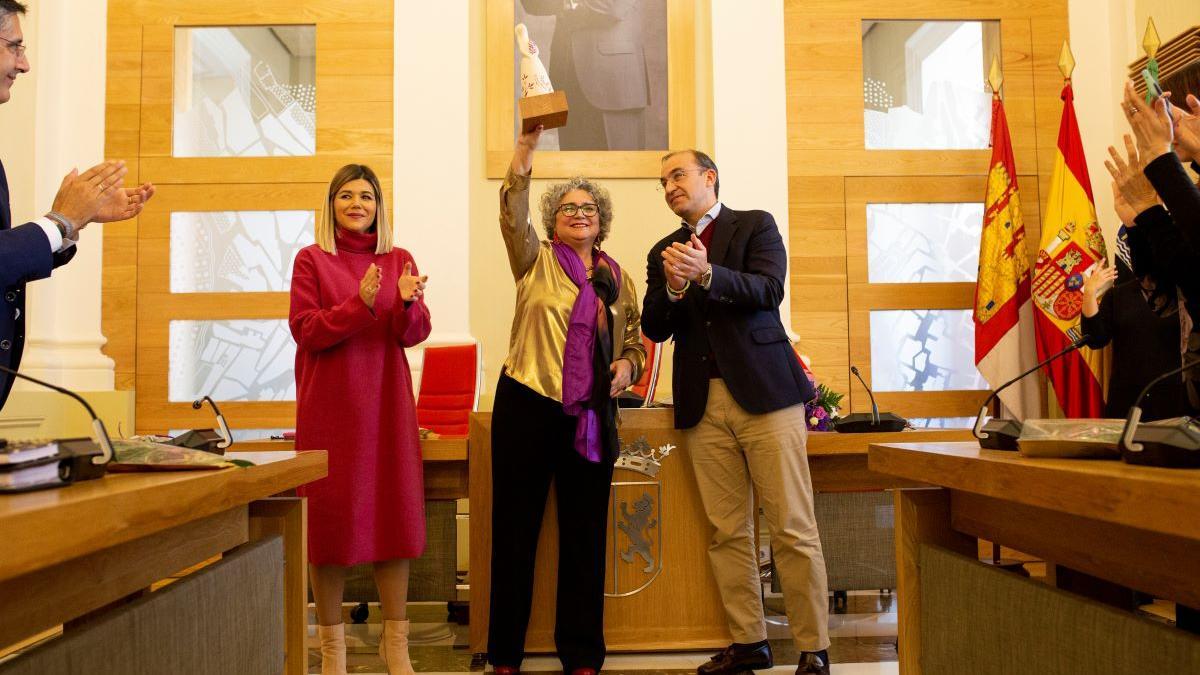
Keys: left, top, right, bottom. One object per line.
{"left": 684, "top": 379, "right": 830, "bottom": 651}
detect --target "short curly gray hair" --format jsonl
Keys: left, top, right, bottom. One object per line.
{"left": 538, "top": 177, "right": 613, "bottom": 244}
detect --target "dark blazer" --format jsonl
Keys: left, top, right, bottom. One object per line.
{"left": 642, "top": 205, "right": 815, "bottom": 429}
{"left": 1079, "top": 260, "right": 1187, "bottom": 420}
{"left": 0, "top": 159, "right": 76, "bottom": 409}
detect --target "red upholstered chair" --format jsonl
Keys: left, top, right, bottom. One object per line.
{"left": 416, "top": 343, "right": 481, "bottom": 438}
{"left": 627, "top": 334, "right": 663, "bottom": 407}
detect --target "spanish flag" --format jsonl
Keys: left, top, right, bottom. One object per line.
{"left": 975, "top": 94, "right": 1041, "bottom": 420}
{"left": 1032, "top": 83, "right": 1106, "bottom": 417}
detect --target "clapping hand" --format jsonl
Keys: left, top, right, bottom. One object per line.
{"left": 1172, "top": 93, "right": 1200, "bottom": 164}
{"left": 662, "top": 234, "right": 709, "bottom": 282}
{"left": 1082, "top": 259, "right": 1117, "bottom": 319}
{"left": 1110, "top": 181, "right": 1139, "bottom": 227}
{"left": 1123, "top": 80, "right": 1174, "bottom": 161}
{"left": 359, "top": 263, "right": 382, "bottom": 310}
{"left": 1104, "top": 135, "right": 1159, "bottom": 216}
{"left": 94, "top": 181, "right": 155, "bottom": 225}
{"left": 397, "top": 262, "right": 428, "bottom": 303}
{"left": 1083, "top": 260, "right": 1117, "bottom": 300}
{"left": 51, "top": 160, "right": 128, "bottom": 230}
{"left": 662, "top": 258, "right": 689, "bottom": 299}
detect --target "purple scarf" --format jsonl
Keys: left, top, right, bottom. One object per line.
{"left": 554, "top": 241, "right": 621, "bottom": 463}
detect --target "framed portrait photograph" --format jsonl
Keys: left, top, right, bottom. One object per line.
{"left": 486, "top": 0, "right": 701, "bottom": 177}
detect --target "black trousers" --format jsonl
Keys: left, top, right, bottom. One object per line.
{"left": 487, "top": 374, "right": 615, "bottom": 671}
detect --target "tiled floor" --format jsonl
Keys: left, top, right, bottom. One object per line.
{"left": 308, "top": 592, "right": 898, "bottom": 674}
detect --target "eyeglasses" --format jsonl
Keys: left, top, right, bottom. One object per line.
{"left": 556, "top": 203, "right": 599, "bottom": 218}
{"left": 0, "top": 35, "right": 26, "bottom": 57}
{"left": 657, "top": 167, "right": 707, "bottom": 191}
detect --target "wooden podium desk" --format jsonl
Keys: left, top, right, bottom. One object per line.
{"left": 0, "top": 451, "right": 327, "bottom": 675}
{"left": 468, "top": 408, "right": 974, "bottom": 654}
{"left": 868, "top": 442, "right": 1200, "bottom": 674}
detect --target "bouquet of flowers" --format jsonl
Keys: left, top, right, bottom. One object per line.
{"left": 795, "top": 350, "right": 844, "bottom": 432}
{"left": 805, "top": 383, "right": 844, "bottom": 432}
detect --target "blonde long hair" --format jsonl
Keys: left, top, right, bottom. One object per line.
{"left": 316, "top": 164, "right": 393, "bottom": 255}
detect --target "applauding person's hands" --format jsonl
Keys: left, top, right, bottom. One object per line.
{"left": 50, "top": 160, "right": 128, "bottom": 232}
{"left": 1105, "top": 135, "right": 1160, "bottom": 216}
{"left": 397, "top": 262, "right": 428, "bottom": 303}
{"left": 1123, "top": 80, "right": 1174, "bottom": 161}
{"left": 1082, "top": 260, "right": 1117, "bottom": 319}
{"left": 359, "top": 263, "right": 382, "bottom": 310}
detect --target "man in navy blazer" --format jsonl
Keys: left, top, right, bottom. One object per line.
{"left": 642, "top": 150, "right": 830, "bottom": 675}
{"left": 0, "top": 0, "right": 153, "bottom": 410}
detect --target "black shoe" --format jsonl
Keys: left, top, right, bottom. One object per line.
{"left": 697, "top": 641, "right": 773, "bottom": 675}
{"left": 796, "top": 649, "right": 830, "bottom": 675}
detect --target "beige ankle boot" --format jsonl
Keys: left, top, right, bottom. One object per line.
{"left": 318, "top": 623, "right": 348, "bottom": 675}
{"left": 378, "top": 619, "right": 415, "bottom": 675}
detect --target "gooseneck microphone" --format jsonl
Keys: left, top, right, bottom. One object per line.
{"left": 972, "top": 333, "right": 1095, "bottom": 449}
{"left": 850, "top": 366, "right": 879, "bottom": 424}
{"left": 193, "top": 395, "right": 232, "bottom": 450}
{"left": 834, "top": 366, "right": 907, "bottom": 433}
{"left": 0, "top": 364, "right": 114, "bottom": 465}
{"left": 1119, "top": 359, "right": 1200, "bottom": 467}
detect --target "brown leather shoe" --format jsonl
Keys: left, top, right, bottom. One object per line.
{"left": 796, "top": 650, "right": 830, "bottom": 675}
{"left": 697, "top": 642, "right": 773, "bottom": 674}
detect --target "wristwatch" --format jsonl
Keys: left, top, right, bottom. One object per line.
{"left": 46, "top": 211, "right": 76, "bottom": 240}
{"left": 699, "top": 264, "right": 713, "bottom": 290}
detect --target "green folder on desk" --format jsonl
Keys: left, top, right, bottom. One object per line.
{"left": 108, "top": 439, "right": 253, "bottom": 471}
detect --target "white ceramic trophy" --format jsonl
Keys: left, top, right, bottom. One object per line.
{"left": 515, "top": 23, "right": 568, "bottom": 133}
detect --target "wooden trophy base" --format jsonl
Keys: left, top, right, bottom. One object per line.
{"left": 519, "top": 91, "right": 569, "bottom": 133}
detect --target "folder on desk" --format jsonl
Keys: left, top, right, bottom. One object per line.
{"left": 108, "top": 439, "right": 247, "bottom": 471}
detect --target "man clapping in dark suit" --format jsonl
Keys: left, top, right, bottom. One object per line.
{"left": 0, "top": 0, "right": 153, "bottom": 409}
{"left": 642, "top": 150, "right": 831, "bottom": 675}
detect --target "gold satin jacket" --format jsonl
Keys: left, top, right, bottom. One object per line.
{"left": 499, "top": 168, "right": 646, "bottom": 403}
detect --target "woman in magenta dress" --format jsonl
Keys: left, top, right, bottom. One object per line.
{"left": 289, "top": 164, "right": 431, "bottom": 675}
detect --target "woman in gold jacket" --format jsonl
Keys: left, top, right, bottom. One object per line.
{"left": 487, "top": 125, "right": 646, "bottom": 675}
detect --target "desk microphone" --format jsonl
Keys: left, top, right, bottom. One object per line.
{"left": 1119, "top": 359, "right": 1200, "bottom": 468}
{"left": 197, "top": 396, "right": 232, "bottom": 449}
{"left": 0, "top": 364, "right": 113, "bottom": 476}
{"left": 834, "top": 366, "right": 907, "bottom": 433}
{"left": 972, "top": 333, "right": 1097, "bottom": 449}
{"left": 167, "top": 395, "right": 233, "bottom": 454}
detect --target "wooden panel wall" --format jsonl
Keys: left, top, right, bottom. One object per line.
{"left": 103, "top": 1, "right": 394, "bottom": 433}
{"left": 784, "top": 1, "right": 1068, "bottom": 418}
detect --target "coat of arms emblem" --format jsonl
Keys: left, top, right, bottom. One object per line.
{"left": 606, "top": 435, "right": 673, "bottom": 597}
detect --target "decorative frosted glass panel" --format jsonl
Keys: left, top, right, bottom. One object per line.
{"left": 870, "top": 310, "right": 987, "bottom": 392}
{"left": 867, "top": 203, "right": 983, "bottom": 283}
{"left": 169, "top": 320, "right": 296, "bottom": 402}
{"left": 862, "top": 20, "right": 1000, "bottom": 149}
{"left": 171, "top": 210, "right": 314, "bottom": 293}
{"left": 907, "top": 417, "right": 975, "bottom": 429}
{"left": 174, "top": 26, "right": 316, "bottom": 157}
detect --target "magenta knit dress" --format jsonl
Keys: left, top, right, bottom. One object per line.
{"left": 289, "top": 228, "right": 431, "bottom": 565}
